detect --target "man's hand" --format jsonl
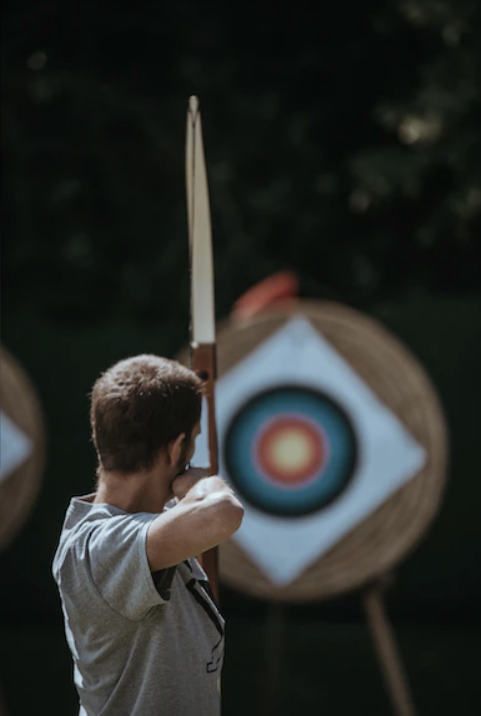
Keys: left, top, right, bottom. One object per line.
{"left": 147, "top": 468, "right": 244, "bottom": 571}
{"left": 171, "top": 467, "right": 211, "bottom": 500}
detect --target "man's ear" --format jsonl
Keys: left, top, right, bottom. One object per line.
{"left": 167, "top": 433, "right": 186, "bottom": 467}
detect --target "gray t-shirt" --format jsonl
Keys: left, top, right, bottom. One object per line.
{"left": 52, "top": 495, "right": 224, "bottom": 716}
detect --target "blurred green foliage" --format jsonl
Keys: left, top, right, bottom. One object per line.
{"left": 2, "top": 0, "right": 480, "bottom": 326}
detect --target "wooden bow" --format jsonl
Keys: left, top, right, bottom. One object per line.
{"left": 185, "top": 96, "right": 219, "bottom": 602}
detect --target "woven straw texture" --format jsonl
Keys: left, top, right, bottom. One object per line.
{"left": 0, "top": 348, "right": 46, "bottom": 552}
{"left": 214, "top": 302, "right": 448, "bottom": 602}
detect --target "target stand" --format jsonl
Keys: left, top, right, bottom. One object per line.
{"left": 185, "top": 301, "right": 447, "bottom": 716}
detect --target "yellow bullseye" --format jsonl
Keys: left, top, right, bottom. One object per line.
{"left": 257, "top": 417, "right": 325, "bottom": 485}
{"left": 267, "top": 428, "right": 314, "bottom": 476}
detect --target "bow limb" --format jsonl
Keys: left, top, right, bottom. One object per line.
{"left": 185, "top": 96, "right": 220, "bottom": 602}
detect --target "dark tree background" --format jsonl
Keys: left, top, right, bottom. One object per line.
{"left": 1, "top": 1, "right": 480, "bottom": 715}
{"left": 2, "top": 0, "right": 480, "bottom": 323}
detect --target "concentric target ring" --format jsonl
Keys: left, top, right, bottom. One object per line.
{"left": 224, "top": 386, "right": 357, "bottom": 517}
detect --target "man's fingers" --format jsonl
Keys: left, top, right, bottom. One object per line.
{"left": 171, "top": 467, "right": 213, "bottom": 500}
{"left": 181, "top": 466, "right": 210, "bottom": 479}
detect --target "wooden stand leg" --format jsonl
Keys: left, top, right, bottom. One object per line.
{"left": 363, "top": 581, "right": 417, "bottom": 716}
{"left": 261, "top": 603, "right": 285, "bottom": 716}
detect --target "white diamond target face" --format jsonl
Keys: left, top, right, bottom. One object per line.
{"left": 193, "top": 317, "right": 427, "bottom": 586}
{"left": 0, "top": 411, "right": 33, "bottom": 484}
{"left": 224, "top": 386, "right": 357, "bottom": 517}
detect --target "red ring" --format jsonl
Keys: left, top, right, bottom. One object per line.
{"left": 255, "top": 415, "right": 326, "bottom": 486}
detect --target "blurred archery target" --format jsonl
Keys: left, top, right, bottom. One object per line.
{"left": 191, "top": 302, "right": 447, "bottom": 601}
{"left": 224, "top": 386, "right": 357, "bottom": 516}
{"left": 0, "top": 348, "right": 46, "bottom": 552}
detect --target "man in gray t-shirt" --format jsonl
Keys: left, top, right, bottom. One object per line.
{"left": 52, "top": 355, "right": 244, "bottom": 716}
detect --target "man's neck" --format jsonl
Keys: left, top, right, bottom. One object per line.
{"left": 94, "top": 466, "right": 173, "bottom": 514}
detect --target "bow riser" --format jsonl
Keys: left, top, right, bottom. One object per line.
{"left": 190, "top": 342, "right": 219, "bottom": 476}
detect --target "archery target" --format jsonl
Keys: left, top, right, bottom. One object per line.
{"left": 193, "top": 313, "right": 428, "bottom": 587}
{"left": 188, "top": 302, "right": 447, "bottom": 601}
{"left": 224, "top": 386, "right": 357, "bottom": 516}
{"left": 0, "top": 348, "right": 46, "bottom": 551}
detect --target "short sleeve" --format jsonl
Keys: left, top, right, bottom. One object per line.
{"left": 88, "top": 512, "right": 170, "bottom": 621}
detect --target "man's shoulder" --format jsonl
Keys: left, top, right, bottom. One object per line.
{"left": 64, "top": 495, "right": 133, "bottom": 532}
{"left": 52, "top": 499, "right": 119, "bottom": 577}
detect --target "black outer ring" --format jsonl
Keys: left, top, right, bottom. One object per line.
{"left": 223, "top": 385, "right": 359, "bottom": 518}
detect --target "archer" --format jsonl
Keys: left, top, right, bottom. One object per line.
{"left": 52, "top": 354, "right": 244, "bottom": 716}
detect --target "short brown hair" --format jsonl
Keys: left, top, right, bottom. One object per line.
{"left": 90, "top": 355, "right": 203, "bottom": 474}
